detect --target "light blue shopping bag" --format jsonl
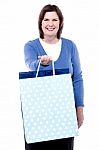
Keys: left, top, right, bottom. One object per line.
{"left": 19, "top": 61, "right": 79, "bottom": 144}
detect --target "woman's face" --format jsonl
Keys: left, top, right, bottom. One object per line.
{"left": 41, "top": 11, "right": 60, "bottom": 38}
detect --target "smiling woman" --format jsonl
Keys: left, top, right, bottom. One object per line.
{"left": 24, "top": 4, "right": 84, "bottom": 150}
{"left": 38, "top": 4, "right": 64, "bottom": 43}
{"left": 41, "top": 11, "right": 60, "bottom": 42}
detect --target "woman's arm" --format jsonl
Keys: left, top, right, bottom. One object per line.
{"left": 71, "top": 41, "right": 84, "bottom": 128}
{"left": 24, "top": 41, "right": 52, "bottom": 70}
{"left": 24, "top": 41, "right": 39, "bottom": 71}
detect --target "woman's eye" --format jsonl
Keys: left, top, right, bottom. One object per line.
{"left": 43, "top": 19, "right": 58, "bottom": 21}
{"left": 43, "top": 19, "right": 49, "bottom": 21}
{"left": 53, "top": 19, "right": 58, "bottom": 21}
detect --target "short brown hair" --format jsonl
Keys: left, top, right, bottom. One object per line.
{"left": 38, "top": 4, "right": 64, "bottom": 39}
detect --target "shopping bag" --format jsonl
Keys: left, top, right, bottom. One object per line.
{"left": 19, "top": 61, "right": 79, "bottom": 144}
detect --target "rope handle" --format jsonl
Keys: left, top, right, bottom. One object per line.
{"left": 36, "top": 59, "right": 55, "bottom": 78}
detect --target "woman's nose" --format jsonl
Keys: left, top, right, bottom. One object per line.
{"left": 48, "top": 21, "right": 53, "bottom": 26}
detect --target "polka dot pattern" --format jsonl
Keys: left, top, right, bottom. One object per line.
{"left": 20, "top": 74, "right": 78, "bottom": 143}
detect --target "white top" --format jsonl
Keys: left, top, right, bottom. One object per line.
{"left": 39, "top": 38, "right": 62, "bottom": 61}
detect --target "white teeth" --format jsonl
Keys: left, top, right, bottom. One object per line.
{"left": 47, "top": 28, "right": 54, "bottom": 31}
{"left": 48, "top": 29, "right": 53, "bottom": 31}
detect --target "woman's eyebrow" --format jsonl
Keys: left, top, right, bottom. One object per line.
{"left": 43, "top": 17, "right": 59, "bottom": 20}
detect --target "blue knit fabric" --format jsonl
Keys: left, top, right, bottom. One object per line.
{"left": 24, "top": 37, "right": 84, "bottom": 107}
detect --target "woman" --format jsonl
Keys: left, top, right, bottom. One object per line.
{"left": 24, "top": 4, "right": 84, "bottom": 150}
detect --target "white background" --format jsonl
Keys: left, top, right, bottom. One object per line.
{"left": 0, "top": 0, "right": 99, "bottom": 149}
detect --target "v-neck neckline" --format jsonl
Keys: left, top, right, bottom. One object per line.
{"left": 38, "top": 38, "right": 63, "bottom": 63}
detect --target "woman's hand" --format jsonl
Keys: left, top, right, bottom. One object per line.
{"left": 76, "top": 107, "right": 84, "bottom": 128}
{"left": 38, "top": 55, "right": 52, "bottom": 65}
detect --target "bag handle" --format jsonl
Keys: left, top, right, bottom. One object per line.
{"left": 36, "top": 59, "right": 55, "bottom": 78}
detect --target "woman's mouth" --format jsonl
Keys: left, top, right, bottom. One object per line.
{"left": 46, "top": 27, "right": 55, "bottom": 31}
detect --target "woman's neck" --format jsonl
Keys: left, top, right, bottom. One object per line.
{"left": 43, "top": 36, "right": 59, "bottom": 44}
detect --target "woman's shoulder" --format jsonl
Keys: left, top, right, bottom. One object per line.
{"left": 24, "top": 38, "right": 39, "bottom": 47}
{"left": 61, "top": 37, "right": 77, "bottom": 49}
{"left": 61, "top": 37, "right": 78, "bottom": 55}
{"left": 61, "top": 37, "right": 75, "bottom": 45}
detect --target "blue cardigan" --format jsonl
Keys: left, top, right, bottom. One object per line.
{"left": 24, "top": 37, "right": 84, "bottom": 107}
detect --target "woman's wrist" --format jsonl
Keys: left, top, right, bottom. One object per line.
{"left": 76, "top": 106, "right": 84, "bottom": 128}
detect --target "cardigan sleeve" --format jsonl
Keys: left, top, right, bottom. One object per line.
{"left": 24, "top": 41, "right": 49, "bottom": 71}
{"left": 24, "top": 41, "right": 39, "bottom": 71}
{"left": 71, "top": 41, "right": 84, "bottom": 107}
